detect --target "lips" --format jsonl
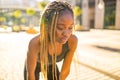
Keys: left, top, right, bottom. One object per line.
{"left": 61, "top": 37, "right": 68, "bottom": 42}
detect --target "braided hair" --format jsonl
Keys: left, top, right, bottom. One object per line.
{"left": 39, "top": 1, "right": 73, "bottom": 80}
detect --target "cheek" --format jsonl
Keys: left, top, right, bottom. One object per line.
{"left": 55, "top": 30, "right": 62, "bottom": 37}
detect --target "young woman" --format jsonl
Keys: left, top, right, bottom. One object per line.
{"left": 24, "top": 1, "right": 78, "bottom": 80}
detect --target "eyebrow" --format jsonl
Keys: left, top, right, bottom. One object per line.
{"left": 57, "top": 23, "right": 74, "bottom": 26}
{"left": 57, "top": 24, "right": 65, "bottom": 26}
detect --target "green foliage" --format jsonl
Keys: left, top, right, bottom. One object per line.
{"left": 108, "top": 26, "right": 115, "bottom": 30}
{"left": 13, "top": 10, "right": 22, "bottom": 18}
{"left": 38, "top": 1, "right": 48, "bottom": 10}
{"left": 0, "top": 17, "right": 6, "bottom": 22}
{"left": 104, "top": 3, "right": 115, "bottom": 29}
{"left": 105, "top": 10, "right": 115, "bottom": 26}
{"left": 26, "top": 8, "right": 36, "bottom": 16}
{"left": 73, "top": 6, "right": 82, "bottom": 16}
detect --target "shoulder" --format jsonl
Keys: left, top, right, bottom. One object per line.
{"left": 68, "top": 34, "right": 78, "bottom": 45}
{"left": 68, "top": 34, "right": 78, "bottom": 50}
{"left": 28, "top": 34, "right": 40, "bottom": 51}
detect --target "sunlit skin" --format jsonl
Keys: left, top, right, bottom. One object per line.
{"left": 26, "top": 10, "right": 78, "bottom": 80}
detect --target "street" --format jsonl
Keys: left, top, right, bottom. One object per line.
{"left": 0, "top": 29, "right": 120, "bottom": 80}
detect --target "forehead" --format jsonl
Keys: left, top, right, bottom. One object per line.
{"left": 57, "top": 10, "right": 74, "bottom": 25}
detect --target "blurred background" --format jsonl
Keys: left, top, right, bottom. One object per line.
{"left": 0, "top": 0, "right": 120, "bottom": 32}
{"left": 0, "top": 0, "right": 120, "bottom": 80}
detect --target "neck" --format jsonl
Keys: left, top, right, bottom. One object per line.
{"left": 55, "top": 42, "right": 63, "bottom": 47}
{"left": 49, "top": 41, "right": 63, "bottom": 47}
{"left": 48, "top": 42, "right": 63, "bottom": 55}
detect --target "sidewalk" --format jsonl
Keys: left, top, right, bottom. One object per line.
{"left": 66, "top": 29, "right": 120, "bottom": 80}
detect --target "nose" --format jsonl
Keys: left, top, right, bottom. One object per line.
{"left": 62, "top": 30, "right": 71, "bottom": 37}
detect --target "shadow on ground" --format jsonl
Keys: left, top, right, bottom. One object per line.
{"left": 93, "top": 45, "right": 120, "bottom": 53}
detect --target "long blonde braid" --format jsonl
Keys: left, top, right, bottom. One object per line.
{"left": 39, "top": 1, "right": 73, "bottom": 80}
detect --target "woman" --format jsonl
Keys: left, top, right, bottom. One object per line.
{"left": 24, "top": 1, "right": 78, "bottom": 80}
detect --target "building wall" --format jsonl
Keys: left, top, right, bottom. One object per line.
{"left": 89, "top": 0, "right": 95, "bottom": 28}
{"left": 82, "top": 0, "right": 90, "bottom": 30}
{"left": 94, "top": 0, "right": 120, "bottom": 30}
{"left": 67, "top": 0, "right": 119, "bottom": 30}
{"left": 115, "top": 0, "right": 120, "bottom": 30}
{"left": 94, "top": 0, "right": 105, "bottom": 29}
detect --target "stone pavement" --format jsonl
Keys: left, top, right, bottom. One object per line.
{"left": 66, "top": 29, "right": 120, "bottom": 80}
{"left": 0, "top": 29, "right": 120, "bottom": 80}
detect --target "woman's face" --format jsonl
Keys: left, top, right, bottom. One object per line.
{"left": 55, "top": 10, "right": 74, "bottom": 44}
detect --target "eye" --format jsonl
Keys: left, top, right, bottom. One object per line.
{"left": 57, "top": 25, "right": 64, "bottom": 30}
{"left": 69, "top": 25, "right": 74, "bottom": 30}
{"left": 57, "top": 27, "right": 63, "bottom": 30}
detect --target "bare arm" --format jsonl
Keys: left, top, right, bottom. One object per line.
{"left": 59, "top": 35, "right": 78, "bottom": 80}
{"left": 26, "top": 35, "right": 40, "bottom": 80}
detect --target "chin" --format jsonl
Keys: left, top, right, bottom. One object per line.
{"left": 58, "top": 40, "right": 67, "bottom": 44}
